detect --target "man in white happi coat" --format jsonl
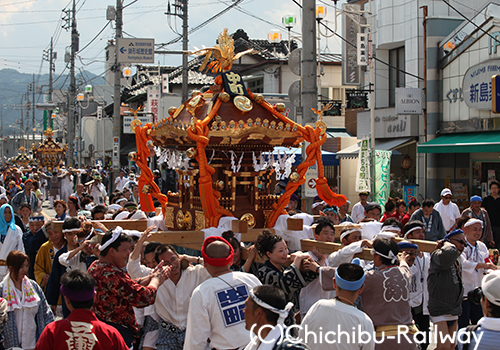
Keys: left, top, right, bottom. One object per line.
{"left": 458, "top": 218, "right": 497, "bottom": 329}
{"left": 60, "top": 168, "right": 74, "bottom": 205}
{"left": 403, "top": 220, "right": 431, "bottom": 350}
{"left": 184, "top": 236, "right": 261, "bottom": 350}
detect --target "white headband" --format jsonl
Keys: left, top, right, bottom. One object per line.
{"left": 381, "top": 225, "right": 401, "bottom": 233}
{"left": 312, "top": 201, "right": 326, "bottom": 209}
{"left": 99, "top": 226, "right": 123, "bottom": 251}
{"left": 404, "top": 226, "right": 424, "bottom": 238}
{"left": 116, "top": 198, "right": 127, "bottom": 204}
{"left": 249, "top": 289, "right": 293, "bottom": 325}
{"left": 340, "top": 228, "right": 362, "bottom": 241}
{"left": 375, "top": 232, "right": 397, "bottom": 239}
{"left": 83, "top": 227, "right": 94, "bottom": 241}
{"left": 373, "top": 248, "right": 398, "bottom": 264}
{"left": 62, "top": 228, "right": 81, "bottom": 234}
{"left": 464, "top": 218, "right": 483, "bottom": 228}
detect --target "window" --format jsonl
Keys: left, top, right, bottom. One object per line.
{"left": 246, "top": 78, "right": 264, "bottom": 93}
{"left": 389, "top": 47, "right": 405, "bottom": 106}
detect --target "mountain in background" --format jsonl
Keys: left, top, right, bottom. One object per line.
{"left": 0, "top": 68, "right": 106, "bottom": 136}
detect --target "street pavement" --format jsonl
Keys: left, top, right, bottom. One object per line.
{"left": 39, "top": 199, "right": 57, "bottom": 219}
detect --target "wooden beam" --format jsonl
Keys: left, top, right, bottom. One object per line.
{"left": 300, "top": 237, "right": 439, "bottom": 261}
{"left": 52, "top": 220, "right": 148, "bottom": 233}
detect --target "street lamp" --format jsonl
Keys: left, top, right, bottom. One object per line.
{"left": 282, "top": 14, "right": 296, "bottom": 54}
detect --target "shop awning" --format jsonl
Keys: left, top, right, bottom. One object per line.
{"left": 336, "top": 137, "right": 414, "bottom": 159}
{"left": 417, "top": 131, "right": 500, "bottom": 153}
{"left": 326, "top": 127, "right": 352, "bottom": 138}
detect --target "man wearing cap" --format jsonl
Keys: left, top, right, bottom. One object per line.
{"left": 434, "top": 188, "right": 461, "bottom": 233}
{"left": 456, "top": 270, "right": 500, "bottom": 349}
{"left": 11, "top": 179, "right": 39, "bottom": 213}
{"left": 462, "top": 195, "right": 494, "bottom": 247}
{"left": 90, "top": 175, "right": 107, "bottom": 206}
{"left": 458, "top": 218, "right": 497, "bottom": 329}
{"left": 301, "top": 260, "right": 375, "bottom": 350}
{"left": 428, "top": 229, "right": 466, "bottom": 350}
{"left": 88, "top": 226, "right": 170, "bottom": 347}
{"left": 403, "top": 221, "right": 431, "bottom": 350}
{"left": 36, "top": 269, "right": 129, "bottom": 350}
{"left": 352, "top": 192, "right": 370, "bottom": 223}
{"left": 410, "top": 199, "right": 447, "bottom": 241}
{"left": 184, "top": 236, "right": 261, "bottom": 350}
{"left": 244, "top": 285, "right": 309, "bottom": 350}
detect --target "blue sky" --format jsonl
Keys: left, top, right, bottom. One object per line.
{"left": 0, "top": 0, "right": 345, "bottom": 79}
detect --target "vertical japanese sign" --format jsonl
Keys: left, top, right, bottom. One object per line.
{"left": 355, "top": 138, "right": 371, "bottom": 193}
{"left": 342, "top": 3, "right": 361, "bottom": 86}
{"left": 374, "top": 150, "right": 392, "bottom": 213}
{"left": 147, "top": 85, "right": 160, "bottom": 123}
{"left": 112, "top": 137, "right": 120, "bottom": 171}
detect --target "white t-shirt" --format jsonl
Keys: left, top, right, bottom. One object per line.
{"left": 300, "top": 298, "right": 375, "bottom": 350}
{"left": 351, "top": 202, "right": 366, "bottom": 223}
{"left": 434, "top": 201, "right": 460, "bottom": 232}
{"left": 114, "top": 176, "right": 128, "bottom": 192}
{"left": 184, "top": 271, "right": 261, "bottom": 350}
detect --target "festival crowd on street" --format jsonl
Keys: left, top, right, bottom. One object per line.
{"left": 0, "top": 164, "right": 496, "bottom": 350}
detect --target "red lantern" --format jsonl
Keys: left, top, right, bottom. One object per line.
{"left": 402, "top": 155, "right": 412, "bottom": 169}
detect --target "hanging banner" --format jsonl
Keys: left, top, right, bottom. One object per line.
{"left": 374, "top": 150, "right": 392, "bottom": 213}
{"left": 355, "top": 138, "right": 371, "bottom": 193}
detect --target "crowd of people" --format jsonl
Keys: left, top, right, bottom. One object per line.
{"left": 0, "top": 163, "right": 498, "bottom": 350}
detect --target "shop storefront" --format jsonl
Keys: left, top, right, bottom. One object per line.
{"left": 418, "top": 7, "right": 500, "bottom": 201}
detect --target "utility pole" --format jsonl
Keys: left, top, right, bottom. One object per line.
{"left": 67, "top": 0, "right": 78, "bottom": 166}
{"left": 181, "top": 0, "right": 188, "bottom": 101}
{"left": 32, "top": 74, "right": 36, "bottom": 145}
{"left": 113, "top": 0, "right": 123, "bottom": 179}
{"left": 166, "top": 0, "right": 189, "bottom": 101}
{"left": 301, "top": 0, "right": 317, "bottom": 125}
{"left": 43, "top": 37, "right": 55, "bottom": 130}
{"left": 25, "top": 87, "right": 30, "bottom": 149}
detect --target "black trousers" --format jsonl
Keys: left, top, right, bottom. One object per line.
{"left": 411, "top": 306, "right": 430, "bottom": 350}
{"left": 458, "top": 299, "right": 483, "bottom": 329}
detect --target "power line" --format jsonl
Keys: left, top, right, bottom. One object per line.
{"left": 442, "top": 0, "right": 500, "bottom": 45}
{"left": 0, "top": 0, "right": 36, "bottom": 6}
{"left": 291, "top": 0, "right": 423, "bottom": 81}
{"left": 78, "top": 21, "right": 111, "bottom": 53}
{"left": 157, "top": 0, "right": 243, "bottom": 49}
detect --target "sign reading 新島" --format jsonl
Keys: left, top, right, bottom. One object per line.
{"left": 462, "top": 60, "right": 500, "bottom": 110}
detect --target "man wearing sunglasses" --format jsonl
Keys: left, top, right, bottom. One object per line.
{"left": 428, "top": 229, "right": 466, "bottom": 350}
{"left": 434, "top": 188, "right": 461, "bottom": 234}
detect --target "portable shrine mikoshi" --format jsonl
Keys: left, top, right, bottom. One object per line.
{"left": 11, "top": 147, "right": 33, "bottom": 168}
{"left": 132, "top": 29, "right": 347, "bottom": 232}
{"left": 32, "top": 128, "right": 67, "bottom": 172}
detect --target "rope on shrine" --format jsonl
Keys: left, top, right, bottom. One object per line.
{"left": 135, "top": 123, "right": 169, "bottom": 215}
{"left": 250, "top": 88, "right": 347, "bottom": 228}
{"left": 187, "top": 119, "right": 233, "bottom": 227}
